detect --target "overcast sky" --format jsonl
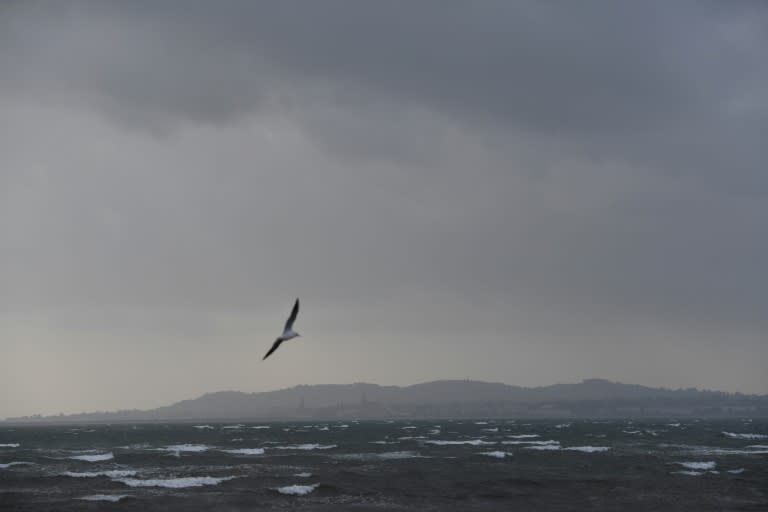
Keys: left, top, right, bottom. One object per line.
{"left": 1, "top": 1, "right": 766, "bottom": 418}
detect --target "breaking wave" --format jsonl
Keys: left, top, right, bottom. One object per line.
{"left": 480, "top": 451, "right": 509, "bottom": 458}
{"left": 275, "top": 483, "right": 320, "bottom": 496}
{"left": 116, "top": 476, "right": 237, "bottom": 488}
{"left": 69, "top": 452, "right": 114, "bottom": 462}
{"left": 502, "top": 440, "right": 559, "bottom": 446}
{"left": 63, "top": 470, "right": 137, "bottom": 478}
{"left": 222, "top": 448, "right": 265, "bottom": 456}
{"left": 79, "top": 495, "right": 130, "bottom": 502}
{"left": 722, "top": 432, "right": 767, "bottom": 440}
{"left": 164, "top": 444, "right": 210, "bottom": 453}
{"left": 678, "top": 461, "right": 716, "bottom": 470}
{"left": 274, "top": 444, "right": 337, "bottom": 450}
{"left": 0, "top": 461, "right": 34, "bottom": 469}
{"left": 333, "top": 451, "right": 426, "bottom": 461}
{"left": 564, "top": 446, "right": 611, "bottom": 453}
{"left": 424, "top": 439, "right": 495, "bottom": 446}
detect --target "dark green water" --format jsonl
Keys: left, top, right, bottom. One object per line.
{"left": 1, "top": 419, "right": 766, "bottom": 510}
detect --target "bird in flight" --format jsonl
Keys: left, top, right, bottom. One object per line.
{"left": 263, "top": 298, "right": 301, "bottom": 360}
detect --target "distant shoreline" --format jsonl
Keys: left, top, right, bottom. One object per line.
{"left": 5, "top": 378, "right": 767, "bottom": 424}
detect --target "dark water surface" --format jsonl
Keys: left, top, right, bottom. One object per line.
{"left": 1, "top": 419, "right": 766, "bottom": 511}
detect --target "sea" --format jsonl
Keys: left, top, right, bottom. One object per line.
{"left": 1, "top": 419, "right": 766, "bottom": 511}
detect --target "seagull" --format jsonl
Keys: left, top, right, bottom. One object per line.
{"left": 262, "top": 298, "right": 301, "bottom": 360}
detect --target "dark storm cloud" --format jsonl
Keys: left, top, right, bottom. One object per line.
{"left": 0, "top": 2, "right": 760, "bottom": 124}
{"left": 2, "top": 2, "right": 765, "bottom": 180}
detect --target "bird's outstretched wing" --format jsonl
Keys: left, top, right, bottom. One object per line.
{"left": 283, "top": 298, "right": 300, "bottom": 332}
{"left": 263, "top": 339, "right": 283, "bottom": 360}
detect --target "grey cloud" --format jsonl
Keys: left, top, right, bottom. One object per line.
{"left": 0, "top": 2, "right": 766, "bottom": 417}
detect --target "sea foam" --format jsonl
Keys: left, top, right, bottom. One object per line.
{"left": 276, "top": 483, "right": 320, "bottom": 495}
{"left": 678, "top": 461, "right": 716, "bottom": 470}
{"left": 502, "top": 440, "right": 559, "bottom": 446}
{"left": 564, "top": 446, "right": 610, "bottom": 453}
{"left": 222, "top": 448, "right": 265, "bottom": 456}
{"left": 722, "top": 432, "right": 767, "bottom": 440}
{"left": 69, "top": 452, "right": 114, "bottom": 462}
{"left": 0, "top": 443, "right": 20, "bottom": 448}
{"left": 333, "top": 451, "right": 426, "bottom": 461}
{"left": 79, "top": 495, "right": 130, "bottom": 502}
{"left": 425, "top": 439, "right": 495, "bottom": 446}
{"left": 0, "top": 461, "right": 34, "bottom": 469}
{"left": 116, "top": 476, "right": 236, "bottom": 488}
{"left": 480, "top": 451, "right": 509, "bottom": 459}
{"left": 274, "top": 444, "right": 337, "bottom": 450}
{"left": 164, "top": 444, "right": 209, "bottom": 453}
{"left": 64, "top": 470, "right": 137, "bottom": 478}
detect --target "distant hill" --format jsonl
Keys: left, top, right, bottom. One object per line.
{"left": 6, "top": 379, "right": 767, "bottom": 423}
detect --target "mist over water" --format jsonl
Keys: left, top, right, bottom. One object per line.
{"left": 1, "top": 419, "right": 766, "bottom": 510}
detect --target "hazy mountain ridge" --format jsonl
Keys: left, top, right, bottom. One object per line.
{"left": 6, "top": 379, "right": 767, "bottom": 423}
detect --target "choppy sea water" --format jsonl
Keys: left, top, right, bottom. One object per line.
{"left": 1, "top": 419, "right": 766, "bottom": 511}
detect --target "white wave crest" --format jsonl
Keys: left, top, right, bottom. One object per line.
{"left": 502, "top": 440, "right": 559, "bottom": 446}
{"left": 0, "top": 461, "right": 34, "bottom": 469}
{"left": 555, "top": 423, "right": 572, "bottom": 429}
{"left": 222, "top": 424, "right": 244, "bottom": 430}
{"left": 276, "top": 483, "right": 320, "bottom": 496}
{"left": 370, "top": 441, "right": 397, "bottom": 445}
{"left": 564, "top": 446, "right": 610, "bottom": 453}
{"left": 116, "top": 476, "right": 236, "bottom": 488}
{"left": 69, "top": 452, "right": 114, "bottom": 462}
{"left": 294, "top": 472, "right": 312, "bottom": 477}
{"left": 425, "top": 439, "right": 495, "bottom": 446}
{"left": 64, "top": 470, "right": 137, "bottom": 478}
{"left": 79, "top": 495, "right": 130, "bottom": 502}
{"left": 0, "top": 443, "right": 20, "bottom": 448}
{"left": 333, "top": 451, "right": 425, "bottom": 461}
{"left": 274, "top": 444, "right": 337, "bottom": 450}
{"left": 507, "top": 434, "right": 540, "bottom": 439}
{"left": 482, "top": 428, "right": 499, "bottom": 432}
{"left": 673, "top": 470, "right": 703, "bottom": 476}
{"left": 164, "top": 444, "right": 209, "bottom": 453}
{"left": 722, "top": 432, "right": 767, "bottom": 440}
{"left": 727, "top": 468, "right": 745, "bottom": 474}
{"left": 250, "top": 426, "right": 271, "bottom": 429}
{"left": 678, "top": 461, "right": 716, "bottom": 470}
{"left": 526, "top": 444, "right": 561, "bottom": 451}
{"left": 193, "top": 425, "right": 214, "bottom": 430}
{"left": 480, "top": 451, "right": 509, "bottom": 459}
{"left": 222, "top": 448, "right": 265, "bottom": 456}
